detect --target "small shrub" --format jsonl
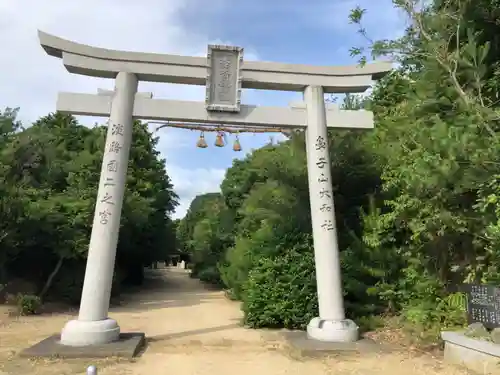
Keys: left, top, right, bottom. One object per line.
{"left": 17, "top": 294, "right": 41, "bottom": 315}
{"left": 242, "top": 241, "right": 317, "bottom": 329}
{"left": 224, "top": 289, "right": 238, "bottom": 300}
{"left": 399, "top": 291, "right": 467, "bottom": 344}
{"left": 220, "top": 239, "right": 254, "bottom": 300}
{"left": 356, "top": 315, "right": 386, "bottom": 333}
{"left": 197, "top": 266, "right": 223, "bottom": 286}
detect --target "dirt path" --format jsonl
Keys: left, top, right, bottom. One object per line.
{"left": 0, "top": 267, "right": 468, "bottom": 375}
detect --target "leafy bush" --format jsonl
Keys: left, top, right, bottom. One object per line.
{"left": 219, "top": 238, "right": 254, "bottom": 300}
{"left": 196, "top": 266, "right": 223, "bottom": 286}
{"left": 176, "top": 0, "right": 500, "bottom": 343}
{"left": 375, "top": 266, "right": 467, "bottom": 342}
{"left": 16, "top": 293, "right": 41, "bottom": 315}
{"left": 0, "top": 112, "right": 178, "bottom": 305}
{"left": 242, "top": 241, "right": 318, "bottom": 329}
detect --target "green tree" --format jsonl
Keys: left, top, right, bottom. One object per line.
{"left": 0, "top": 111, "right": 178, "bottom": 305}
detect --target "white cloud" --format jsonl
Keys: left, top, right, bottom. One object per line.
{"left": 167, "top": 166, "right": 226, "bottom": 219}
{"left": 0, "top": 0, "right": 261, "bottom": 219}
{"left": 0, "top": 0, "right": 202, "bottom": 123}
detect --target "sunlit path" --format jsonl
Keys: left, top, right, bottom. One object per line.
{"left": 0, "top": 267, "right": 467, "bottom": 375}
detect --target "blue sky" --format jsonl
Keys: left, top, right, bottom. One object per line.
{"left": 0, "top": 0, "right": 406, "bottom": 218}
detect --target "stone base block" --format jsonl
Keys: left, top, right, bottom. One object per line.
{"left": 442, "top": 331, "right": 500, "bottom": 374}
{"left": 283, "top": 330, "right": 386, "bottom": 358}
{"left": 61, "top": 318, "right": 120, "bottom": 346}
{"left": 19, "top": 332, "right": 146, "bottom": 359}
{"left": 307, "top": 317, "right": 359, "bottom": 342}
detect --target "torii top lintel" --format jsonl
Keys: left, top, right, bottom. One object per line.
{"left": 38, "top": 30, "right": 391, "bottom": 94}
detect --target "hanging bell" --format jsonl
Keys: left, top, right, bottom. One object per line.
{"left": 215, "top": 132, "right": 225, "bottom": 147}
{"left": 197, "top": 132, "right": 208, "bottom": 148}
{"left": 233, "top": 135, "right": 242, "bottom": 152}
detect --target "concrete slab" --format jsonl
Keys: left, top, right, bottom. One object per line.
{"left": 442, "top": 331, "right": 500, "bottom": 374}
{"left": 283, "top": 330, "right": 389, "bottom": 358}
{"left": 19, "top": 332, "right": 146, "bottom": 359}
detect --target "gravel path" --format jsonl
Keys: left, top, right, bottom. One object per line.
{"left": 0, "top": 267, "right": 468, "bottom": 375}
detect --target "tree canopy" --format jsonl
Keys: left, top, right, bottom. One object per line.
{"left": 0, "top": 111, "right": 178, "bottom": 307}
{"left": 177, "top": 0, "right": 500, "bottom": 342}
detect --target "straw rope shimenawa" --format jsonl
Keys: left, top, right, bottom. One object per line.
{"left": 149, "top": 121, "right": 292, "bottom": 134}
{"left": 150, "top": 121, "right": 292, "bottom": 149}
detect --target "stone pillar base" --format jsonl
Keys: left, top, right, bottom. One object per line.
{"left": 307, "top": 317, "right": 359, "bottom": 342}
{"left": 60, "top": 318, "right": 120, "bottom": 346}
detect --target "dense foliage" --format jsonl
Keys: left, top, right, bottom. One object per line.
{"left": 0, "top": 111, "right": 178, "bottom": 308}
{"left": 178, "top": 0, "right": 500, "bottom": 341}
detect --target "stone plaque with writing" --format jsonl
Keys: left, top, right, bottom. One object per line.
{"left": 205, "top": 44, "right": 243, "bottom": 113}
{"left": 463, "top": 283, "right": 500, "bottom": 328}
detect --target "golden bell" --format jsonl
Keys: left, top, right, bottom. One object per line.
{"left": 197, "top": 132, "right": 208, "bottom": 148}
{"left": 215, "top": 132, "right": 225, "bottom": 147}
{"left": 233, "top": 136, "right": 242, "bottom": 152}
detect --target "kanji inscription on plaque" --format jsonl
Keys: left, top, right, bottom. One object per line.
{"left": 205, "top": 44, "right": 243, "bottom": 113}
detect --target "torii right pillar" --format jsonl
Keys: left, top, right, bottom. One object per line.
{"left": 304, "top": 85, "right": 358, "bottom": 342}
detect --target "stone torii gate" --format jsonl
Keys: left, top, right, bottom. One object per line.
{"left": 37, "top": 31, "right": 391, "bottom": 347}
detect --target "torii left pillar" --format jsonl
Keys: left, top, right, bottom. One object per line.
{"left": 61, "top": 72, "right": 138, "bottom": 346}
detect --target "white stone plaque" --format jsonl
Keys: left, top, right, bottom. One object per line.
{"left": 205, "top": 44, "right": 243, "bottom": 113}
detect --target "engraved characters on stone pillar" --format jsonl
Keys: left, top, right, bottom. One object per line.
{"left": 97, "top": 122, "right": 125, "bottom": 226}
{"left": 313, "top": 135, "right": 335, "bottom": 231}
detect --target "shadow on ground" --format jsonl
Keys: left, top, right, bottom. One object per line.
{"left": 110, "top": 267, "right": 222, "bottom": 313}
{"left": 1, "top": 267, "right": 220, "bottom": 318}
{"left": 148, "top": 322, "right": 241, "bottom": 343}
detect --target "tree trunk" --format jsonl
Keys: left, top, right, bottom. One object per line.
{"left": 38, "top": 256, "right": 64, "bottom": 300}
